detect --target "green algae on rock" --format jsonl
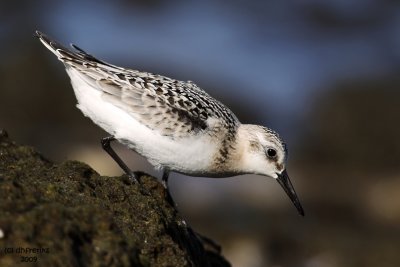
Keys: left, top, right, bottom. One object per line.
{"left": 0, "top": 130, "right": 230, "bottom": 267}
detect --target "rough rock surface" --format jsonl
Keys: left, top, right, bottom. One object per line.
{"left": 0, "top": 130, "right": 230, "bottom": 267}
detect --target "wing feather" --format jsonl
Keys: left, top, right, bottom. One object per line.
{"left": 36, "top": 31, "right": 239, "bottom": 138}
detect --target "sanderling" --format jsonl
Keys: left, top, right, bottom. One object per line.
{"left": 35, "top": 31, "right": 304, "bottom": 216}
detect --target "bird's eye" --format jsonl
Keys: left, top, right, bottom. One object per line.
{"left": 266, "top": 148, "right": 277, "bottom": 158}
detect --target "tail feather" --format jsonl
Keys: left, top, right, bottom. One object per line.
{"left": 35, "top": 30, "right": 114, "bottom": 68}
{"left": 35, "top": 30, "right": 130, "bottom": 92}
{"left": 35, "top": 30, "right": 76, "bottom": 60}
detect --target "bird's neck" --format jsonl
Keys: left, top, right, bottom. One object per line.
{"left": 212, "top": 124, "right": 255, "bottom": 176}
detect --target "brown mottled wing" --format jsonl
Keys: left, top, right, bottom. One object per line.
{"left": 98, "top": 70, "right": 239, "bottom": 138}
{"left": 35, "top": 31, "right": 239, "bottom": 138}
{"left": 100, "top": 73, "right": 213, "bottom": 138}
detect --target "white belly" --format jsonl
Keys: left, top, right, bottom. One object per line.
{"left": 67, "top": 68, "right": 217, "bottom": 174}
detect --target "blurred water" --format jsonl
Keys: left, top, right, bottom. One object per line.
{"left": 28, "top": 0, "right": 400, "bottom": 134}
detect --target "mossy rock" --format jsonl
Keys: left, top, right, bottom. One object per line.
{"left": 0, "top": 130, "right": 230, "bottom": 267}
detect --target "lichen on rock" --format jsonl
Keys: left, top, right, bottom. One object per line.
{"left": 0, "top": 130, "right": 230, "bottom": 267}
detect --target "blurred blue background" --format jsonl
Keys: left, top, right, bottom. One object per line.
{"left": 1, "top": 1, "right": 400, "bottom": 266}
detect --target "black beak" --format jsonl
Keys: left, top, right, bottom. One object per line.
{"left": 276, "top": 169, "right": 305, "bottom": 216}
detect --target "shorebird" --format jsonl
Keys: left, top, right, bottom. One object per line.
{"left": 36, "top": 31, "right": 304, "bottom": 216}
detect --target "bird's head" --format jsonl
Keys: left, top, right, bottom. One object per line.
{"left": 237, "top": 125, "right": 304, "bottom": 216}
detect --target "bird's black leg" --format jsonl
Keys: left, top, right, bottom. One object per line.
{"left": 101, "top": 136, "right": 138, "bottom": 183}
{"left": 161, "top": 169, "right": 170, "bottom": 189}
{"left": 162, "top": 169, "right": 176, "bottom": 206}
{"left": 162, "top": 170, "right": 187, "bottom": 226}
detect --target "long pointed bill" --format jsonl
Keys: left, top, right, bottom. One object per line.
{"left": 276, "top": 169, "right": 305, "bottom": 216}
